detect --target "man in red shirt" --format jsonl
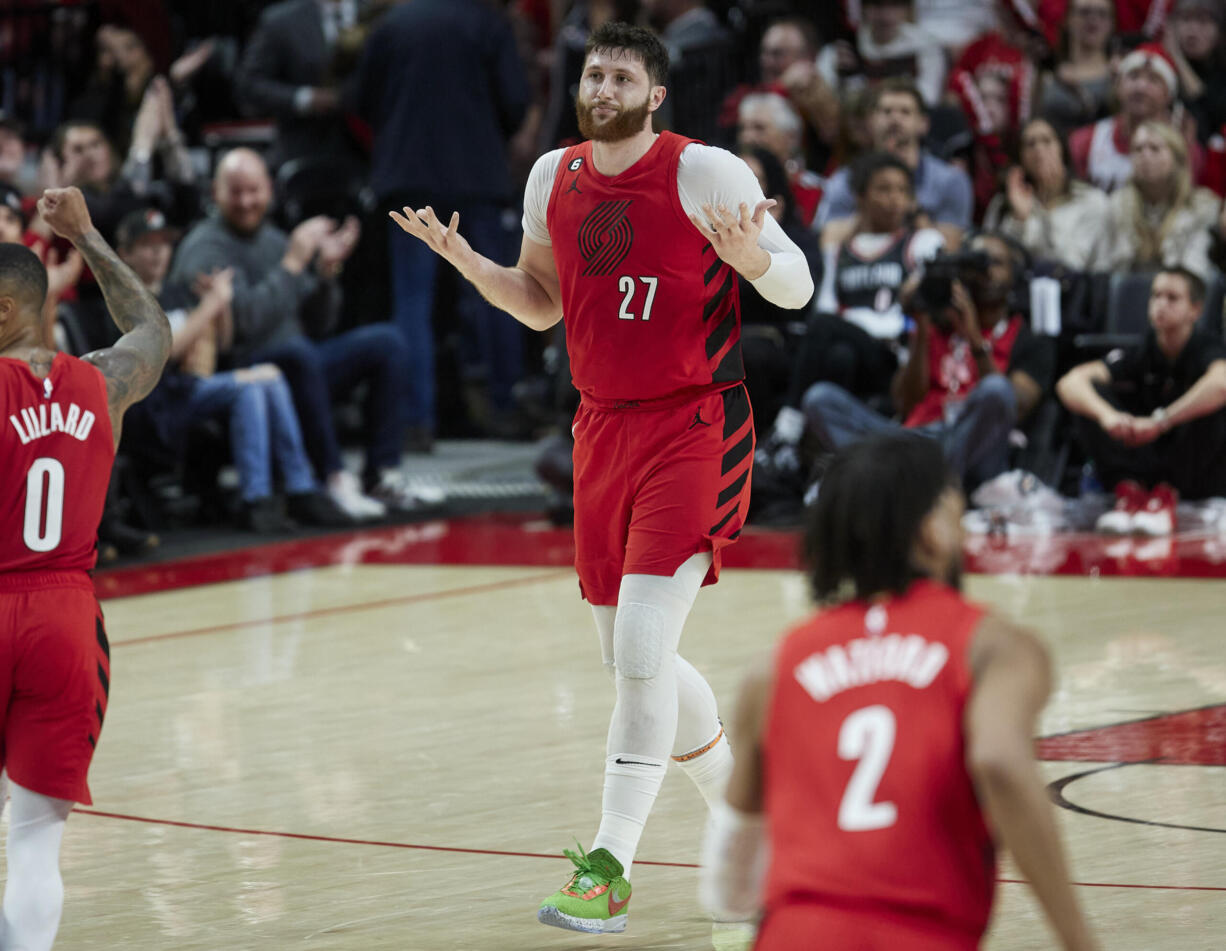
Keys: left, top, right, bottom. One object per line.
{"left": 392, "top": 21, "right": 813, "bottom": 934}
{"left": 0, "top": 186, "right": 170, "bottom": 950}
{"left": 801, "top": 232, "right": 1053, "bottom": 488}
{"left": 700, "top": 431, "right": 1100, "bottom": 950}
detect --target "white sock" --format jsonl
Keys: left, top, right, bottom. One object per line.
{"left": 673, "top": 655, "right": 734, "bottom": 809}
{"left": 3, "top": 780, "right": 73, "bottom": 951}
{"left": 674, "top": 728, "right": 734, "bottom": 811}
{"left": 591, "top": 754, "right": 668, "bottom": 880}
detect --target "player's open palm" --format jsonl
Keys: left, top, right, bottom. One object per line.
{"left": 689, "top": 200, "right": 775, "bottom": 278}
{"left": 389, "top": 205, "right": 475, "bottom": 270}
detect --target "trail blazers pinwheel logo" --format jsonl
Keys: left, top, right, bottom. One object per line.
{"left": 578, "top": 200, "right": 634, "bottom": 276}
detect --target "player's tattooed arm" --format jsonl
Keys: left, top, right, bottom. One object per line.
{"left": 36, "top": 187, "right": 172, "bottom": 423}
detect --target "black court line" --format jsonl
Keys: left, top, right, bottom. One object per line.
{"left": 1049, "top": 762, "right": 1226, "bottom": 835}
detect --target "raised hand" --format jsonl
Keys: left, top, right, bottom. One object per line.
{"left": 389, "top": 205, "right": 476, "bottom": 271}
{"left": 316, "top": 215, "right": 361, "bottom": 277}
{"left": 44, "top": 247, "right": 84, "bottom": 302}
{"left": 1005, "top": 166, "right": 1034, "bottom": 221}
{"left": 36, "top": 187, "right": 95, "bottom": 242}
{"left": 284, "top": 215, "right": 334, "bottom": 272}
{"left": 688, "top": 201, "right": 776, "bottom": 279}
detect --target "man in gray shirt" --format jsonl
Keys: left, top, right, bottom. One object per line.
{"left": 814, "top": 79, "right": 972, "bottom": 233}
{"left": 168, "top": 148, "right": 418, "bottom": 518}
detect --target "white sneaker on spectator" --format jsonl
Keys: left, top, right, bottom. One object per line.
{"left": 370, "top": 469, "right": 446, "bottom": 511}
{"left": 1095, "top": 480, "right": 1144, "bottom": 533}
{"left": 328, "top": 470, "right": 386, "bottom": 520}
{"left": 1132, "top": 483, "right": 1177, "bottom": 536}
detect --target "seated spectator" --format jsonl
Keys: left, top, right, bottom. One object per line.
{"left": 735, "top": 144, "right": 822, "bottom": 430}
{"left": 816, "top": 0, "right": 947, "bottom": 108}
{"left": 1034, "top": 0, "right": 1116, "bottom": 138}
{"left": 984, "top": 116, "right": 1113, "bottom": 270}
{"left": 717, "top": 16, "right": 839, "bottom": 169}
{"left": 737, "top": 92, "right": 826, "bottom": 227}
{"left": 1164, "top": 0, "right": 1226, "bottom": 144}
{"left": 1069, "top": 42, "right": 1205, "bottom": 193}
{"left": 1106, "top": 120, "right": 1219, "bottom": 281}
{"left": 235, "top": 0, "right": 365, "bottom": 171}
{"left": 645, "top": 0, "right": 736, "bottom": 146}
{"left": 167, "top": 148, "right": 421, "bottom": 519}
{"left": 1057, "top": 267, "right": 1226, "bottom": 532}
{"left": 912, "top": 0, "right": 1002, "bottom": 56}
{"left": 67, "top": 24, "right": 156, "bottom": 157}
{"left": 0, "top": 113, "right": 33, "bottom": 193}
{"left": 801, "top": 232, "right": 1055, "bottom": 489}
{"left": 758, "top": 152, "right": 946, "bottom": 488}
{"left": 0, "top": 183, "right": 82, "bottom": 350}
{"left": 115, "top": 207, "right": 351, "bottom": 532}
{"left": 815, "top": 79, "right": 974, "bottom": 234}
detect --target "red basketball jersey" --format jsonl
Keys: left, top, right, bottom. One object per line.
{"left": 546, "top": 132, "right": 743, "bottom": 404}
{"left": 761, "top": 580, "right": 996, "bottom": 940}
{"left": 0, "top": 353, "right": 114, "bottom": 574}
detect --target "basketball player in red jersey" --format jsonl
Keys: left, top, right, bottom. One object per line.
{"left": 0, "top": 186, "right": 170, "bottom": 950}
{"left": 700, "top": 432, "right": 1100, "bottom": 950}
{"left": 391, "top": 21, "right": 813, "bottom": 934}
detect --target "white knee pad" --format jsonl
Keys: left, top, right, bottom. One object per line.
{"left": 613, "top": 601, "right": 669, "bottom": 680}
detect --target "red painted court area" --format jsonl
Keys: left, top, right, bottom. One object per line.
{"left": 93, "top": 513, "right": 1226, "bottom": 600}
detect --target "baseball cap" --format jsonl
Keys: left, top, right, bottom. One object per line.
{"left": 116, "top": 207, "right": 178, "bottom": 248}
{"left": 0, "top": 183, "right": 25, "bottom": 226}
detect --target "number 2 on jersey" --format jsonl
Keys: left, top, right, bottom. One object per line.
{"left": 618, "top": 275, "right": 658, "bottom": 321}
{"left": 837, "top": 704, "right": 898, "bottom": 831}
{"left": 24, "top": 457, "right": 65, "bottom": 552}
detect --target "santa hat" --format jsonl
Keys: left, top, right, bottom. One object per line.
{"left": 1118, "top": 42, "right": 1178, "bottom": 98}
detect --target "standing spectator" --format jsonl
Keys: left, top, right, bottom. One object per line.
{"left": 67, "top": 24, "right": 155, "bottom": 157}
{"left": 1069, "top": 42, "right": 1205, "bottom": 193}
{"left": 717, "top": 17, "right": 840, "bottom": 168}
{"left": 1106, "top": 120, "right": 1219, "bottom": 281}
{"left": 815, "top": 80, "right": 974, "bottom": 234}
{"left": 1057, "top": 267, "right": 1226, "bottom": 532}
{"left": 912, "top": 0, "right": 1003, "bottom": 54}
{"left": 167, "top": 148, "right": 418, "bottom": 519}
{"left": 737, "top": 92, "right": 826, "bottom": 227}
{"left": 1035, "top": 0, "right": 1117, "bottom": 138}
{"left": 115, "top": 207, "right": 351, "bottom": 533}
{"left": 644, "top": 0, "right": 736, "bottom": 145}
{"left": 235, "top": 0, "right": 365, "bottom": 171}
{"left": 700, "top": 430, "right": 1100, "bottom": 951}
{"left": 351, "top": 0, "right": 531, "bottom": 449}
{"left": 818, "top": 0, "right": 947, "bottom": 108}
{"left": 802, "top": 233, "right": 1055, "bottom": 488}
{"left": 1163, "top": 0, "right": 1226, "bottom": 144}
{"left": 984, "top": 116, "right": 1113, "bottom": 270}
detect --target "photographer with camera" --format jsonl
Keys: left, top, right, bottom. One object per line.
{"left": 801, "top": 233, "right": 1055, "bottom": 489}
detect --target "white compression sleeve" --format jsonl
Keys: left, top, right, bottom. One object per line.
{"left": 698, "top": 800, "right": 769, "bottom": 922}
{"left": 3, "top": 781, "right": 73, "bottom": 951}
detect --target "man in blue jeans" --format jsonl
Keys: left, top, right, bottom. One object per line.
{"left": 802, "top": 232, "right": 1054, "bottom": 490}
{"left": 167, "top": 149, "right": 423, "bottom": 518}
{"left": 117, "top": 206, "right": 350, "bottom": 532}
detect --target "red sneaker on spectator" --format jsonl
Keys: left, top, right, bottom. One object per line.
{"left": 1095, "top": 479, "right": 1146, "bottom": 533}
{"left": 1133, "top": 483, "right": 1178, "bottom": 536}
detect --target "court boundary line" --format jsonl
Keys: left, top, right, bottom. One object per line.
{"left": 109, "top": 569, "right": 572, "bottom": 648}
{"left": 70, "top": 808, "right": 1226, "bottom": 891}
{"left": 1050, "top": 762, "right": 1226, "bottom": 835}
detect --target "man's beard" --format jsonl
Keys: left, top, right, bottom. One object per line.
{"left": 575, "top": 93, "right": 652, "bottom": 142}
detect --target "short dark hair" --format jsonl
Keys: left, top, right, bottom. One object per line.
{"left": 803, "top": 432, "right": 955, "bottom": 604}
{"left": 51, "top": 118, "right": 108, "bottom": 162}
{"left": 765, "top": 16, "right": 820, "bottom": 56}
{"left": 0, "top": 242, "right": 48, "bottom": 314}
{"left": 868, "top": 78, "right": 928, "bottom": 117}
{"left": 851, "top": 151, "right": 914, "bottom": 197}
{"left": 585, "top": 22, "right": 669, "bottom": 87}
{"left": 1155, "top": 266, "right": 1206, "bottom": 304}
{"left": 737, "top": 144, "right": 798, "bottom": 226}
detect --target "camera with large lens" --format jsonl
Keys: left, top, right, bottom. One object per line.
{"left": 914, "top": 249, "right": 992, "bottom": 317}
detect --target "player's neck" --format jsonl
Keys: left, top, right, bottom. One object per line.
{"left": 591, "top": 129, "right": 660, "bottom": 178}
{"left": 0, "top": 327, "right": 43, "bottom": 361}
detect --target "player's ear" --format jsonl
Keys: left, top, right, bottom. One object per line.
{"left": 648, "top": 84, "right": 667, "bottom": 113}
{"left": 0, "top": 294, "right": 15, "bottom": 325}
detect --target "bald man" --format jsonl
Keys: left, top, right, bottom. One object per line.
{"left": 167, "top": 148, "right": 426, "bottom": 518}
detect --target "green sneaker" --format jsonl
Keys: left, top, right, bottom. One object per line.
{"left": 537, "top": 845, "right": 632, "bottom": 934}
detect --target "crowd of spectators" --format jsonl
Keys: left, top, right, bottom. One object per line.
{"left": 4, "top": 0, "right": 1226, "bottom": 547}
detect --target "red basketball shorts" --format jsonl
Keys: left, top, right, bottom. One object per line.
{"left": 572, "top": 384, "right": 755, "bottom": 605}
{"left": 755, "top": 902, "right": 983, "bottom": 951}
{"left": 0, "top": 571, "right": 110, "bottom": 804}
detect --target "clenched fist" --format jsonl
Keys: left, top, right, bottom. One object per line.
{"left": 37, "top": 187, "right": 95, "bottom": 242}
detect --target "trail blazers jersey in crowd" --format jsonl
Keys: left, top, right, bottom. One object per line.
{"left": 762, "top": 580, "right": 996, "bottom": 941}
{"left": 546, "top": 131, "right": 743, "bottom": 404}
{"left": 1, "top": 353, "right": 114, "bottom": 574}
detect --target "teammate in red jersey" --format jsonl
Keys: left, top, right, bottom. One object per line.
{"left": 0, "top": 186, "right": 170, "bottom": 950}
{"left": 700, "top": 432, "right": 1100, "bottom": 951}
{"left": 391, "top": 21, "right": 813, "bottom": 934}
